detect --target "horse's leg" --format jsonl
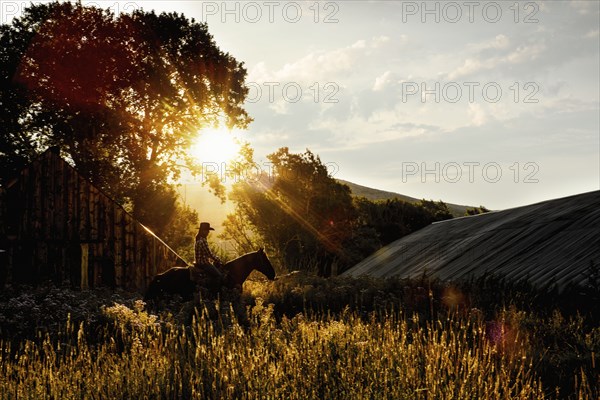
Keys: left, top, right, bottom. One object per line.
{"left": 144, "top": 278, "right": 160, "bottom": 302}
{"left": 184, "top": 278, "right": 196, "bottom": 301}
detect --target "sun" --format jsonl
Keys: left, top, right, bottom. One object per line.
{"left": 190, "top": 127, "right": 242, "bottom": 164}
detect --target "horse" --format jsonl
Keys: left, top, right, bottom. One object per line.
{"left": 144, "top": 248, "right": 276, "bottom": 302}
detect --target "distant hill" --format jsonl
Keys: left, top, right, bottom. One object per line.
{"left": 178, "top": 180, "right": 478, "bottom": 227}
{"left": 337, "top": 179, "right": 474, "bottom": 217}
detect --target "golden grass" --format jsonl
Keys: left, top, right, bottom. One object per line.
{"left": 3, "top": 297, "right": 593, "bottom": 400}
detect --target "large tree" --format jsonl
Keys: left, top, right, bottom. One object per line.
{"left": 0, "top": 2, "right": 250, "bottom": 236}
{"left": 354, "top": 197, "right": 453, "bottom": 246}
{"left": 223, "top": 148, "right": 358, "bottom": 275}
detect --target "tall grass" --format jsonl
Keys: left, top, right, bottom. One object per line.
{"left": 0, "top": 299, "right": 592, "bottom": 399}
{"left": 0, "top": 275, "right": 598, "bottom": 399}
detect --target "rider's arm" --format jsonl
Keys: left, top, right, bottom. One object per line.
{"left": 210, "top": 250, "right": 223, "bottom": 266}
{"left": 197, "top": 237, "right": 222, "bottom": 265}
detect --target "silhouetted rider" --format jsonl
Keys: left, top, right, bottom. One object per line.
{"left": 191, "top": 222, "right": 224, "bottom": 285}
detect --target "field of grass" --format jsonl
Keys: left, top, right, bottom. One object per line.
{"left": 0, "top": 273, "right": 598, "bottom": 399}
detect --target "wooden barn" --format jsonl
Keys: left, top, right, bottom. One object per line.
{"left": 0, "top": 147, "right": 188, "bottom": 292}
{"left": 343, "top": 191, "right": 600, "bottom": 290}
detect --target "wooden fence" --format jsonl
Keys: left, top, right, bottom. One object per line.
{"left": 0, "top": 148, "right": 188, "bottom": 292}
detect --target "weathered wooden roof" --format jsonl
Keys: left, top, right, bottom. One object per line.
{"left": 342, "top": 191, "right": 600, "bottom": 289}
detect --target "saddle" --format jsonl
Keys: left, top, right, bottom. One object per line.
{"left": 190, "top": 263, "right": 225, "bottom": 288}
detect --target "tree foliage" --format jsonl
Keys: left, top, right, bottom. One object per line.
{"left": 465, "top": 205, "right": 491, "bottom": 216}
{"left": 354, "top": 197, "right": 452, "bottom": 246}
{"left": 223, "top": 148, "right": 357, "bottom": 275}
{"left": 0, "top": 2, "right": 250, "bottom": 240}
{"left": 161, "top": 202, "right": 200, "bottom": 262}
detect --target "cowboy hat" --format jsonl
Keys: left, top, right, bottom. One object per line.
{"left": 199, "top": 222, "right": 215, "bottom": 231}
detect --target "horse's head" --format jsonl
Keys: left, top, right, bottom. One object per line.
{"left": 256, "top": 248, "right": 276, "bottom": 280}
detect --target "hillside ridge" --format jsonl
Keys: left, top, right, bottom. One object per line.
{"left": 337, "top": 179, "right": 474, "bottom": 217}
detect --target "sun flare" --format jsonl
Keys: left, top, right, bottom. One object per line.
{"left": 190, "top": 127, "right": 242, "bottom": 164}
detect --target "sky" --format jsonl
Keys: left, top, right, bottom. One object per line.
{"left": 2, "top": 0, "right": 599, "bottom": 210}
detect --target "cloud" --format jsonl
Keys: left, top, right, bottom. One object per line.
{"left": 505, "top": 43, "right": 546, "bottom": 64}
{"left": 248, "top": 37, "right": 389, "bottom": 85}
{"left": 584, "top": 29, "right": 599, "bottom": 38}
{"left": 309, "top": 115, "right": 437, "bottom": 151}
{"left": 447, "top": 39, "right": 546, "bottom": 80}
{"left": 305, "top": 99, "right": 466, "bottom": 152}
{"left": 249, "top": 129, "right": 290, "bottom": 145}
{"left": 245, "top": 36, "right": 400, "bottom": 115}
{"left": 447, "top": 58, "right": 486, "bottom": 80}
{"left": 446, "top": 35, "right": 509, "bottom": 80}
{"left": 267, "top": 99, "right": 289, "bottom": 115}
{"left": 373, "top": 71, "right": 392, "bottom": 91}
{"left": 371, "top": 35, "right": 391, "bottom": 48}
{"left": 467, "top": 104, "right": 487, "bottom": 127}
{"left": 470, "top": 34, "right": 511, "bottom": 51}
{"left": 570, "top": 1, "right": 597, "bottom": 15}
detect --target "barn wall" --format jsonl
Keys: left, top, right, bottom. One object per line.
{"left": 0, "top": 187, "right": 7, "bottom": 284}
{"left": 0, "top": 149, "right": 188, "bottom": 291}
